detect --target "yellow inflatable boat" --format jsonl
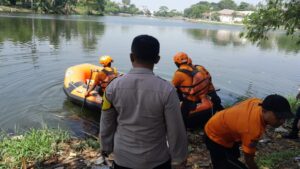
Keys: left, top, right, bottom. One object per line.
{"left": 63, "top": 63, "right": 103, "bottom": 111}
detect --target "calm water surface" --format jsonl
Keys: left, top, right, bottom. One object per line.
{"left": 0, "top": 14, "right": 300, "bottom": 136}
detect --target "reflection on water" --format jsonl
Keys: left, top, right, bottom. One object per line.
{"left": 186, "top": 29, "right": 246, "bottom": 46}
{"left": 61, "top": 100, "right": 100, "bottom": 137}
{"left": 186, "top": 29, "right": 300, "bottom": 53}
{"left": 0, "top": 16, "right": 105, "bottom": 50}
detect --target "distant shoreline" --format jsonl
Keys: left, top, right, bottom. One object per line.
{"left": 0, "top": 5, "right": 244, "bottom": 27}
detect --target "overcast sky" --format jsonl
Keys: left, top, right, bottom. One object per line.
{"left": 112, "top": 0, "right": 262, "bottom": 11}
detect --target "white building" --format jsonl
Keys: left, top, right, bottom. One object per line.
{"left": 218, "top": 9, "right": 235, "bottom": 23}
{"left": 218, "top": 9, "right": 254, "bottom": 23}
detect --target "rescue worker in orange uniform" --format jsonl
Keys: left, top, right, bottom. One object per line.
{"left": 187, "top": 57, "right": 224, "bottom": 112}
{"left": 204, "top": 94, "right": 294, "bottom": 169}
{"left": 85, "top": 55, "right": 118, "bottom": 97}
{"left": 172, "top": 52, "right": 215, "bottom": 129}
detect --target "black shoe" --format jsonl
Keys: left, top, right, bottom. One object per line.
{"left": 283, "top": 132, "right": 299, "bottom": 139}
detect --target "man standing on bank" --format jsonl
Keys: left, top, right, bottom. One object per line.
{"left": 204, "top": 94, "right": 294, "bottom": 169}
{"left": 100, "top": 35, "right": 188, "bottom": 169}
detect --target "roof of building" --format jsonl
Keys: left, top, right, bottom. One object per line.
{"left": 218, "top": 9, "right": 254, "bottom": 16}
{"left": 218, "top": 9, "right": 234, "bottom": 15}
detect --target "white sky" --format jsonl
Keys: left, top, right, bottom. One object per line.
{"left": 112, "top": 0, "right": 262, "bottom": 11}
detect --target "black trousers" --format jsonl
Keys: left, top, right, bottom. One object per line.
{"left": 204, "top": 134, "right": 248, "bottom": 169}
{"left": 113, "top": 160, "right": 171, "bottom": 169}
{"left": 181, "top": 99, "right": 214, "bottom": 129}
{"left": 291, "top": 106, "right": 300, "bottom": 134}
{"left": 177, "top": 89, "right": 224, "bottom": 113}
{"left": 208, "top": 91, "right": 224, "bottom": 112}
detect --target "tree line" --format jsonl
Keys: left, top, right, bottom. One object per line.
{"left": 182, "top": 0, "right": 255, "bottom": 19}
{"left": 0, "top": 0, "right": 142, "bottom": 15}
{"left": 0, "top": 0, "right": 255, "bottom": 16}
{"left": 152, "top": 0, "right": 255, "bottom": 18}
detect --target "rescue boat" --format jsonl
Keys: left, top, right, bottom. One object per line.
{"left": 63, "top": 63, "right": 103, "bottom": 111}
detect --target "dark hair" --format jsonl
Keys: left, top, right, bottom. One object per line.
{"left": 261, "top": 94, "right": 294, "bottom": 119}
{"left": 131, "top": 35, "right": 160, "bottom": 64}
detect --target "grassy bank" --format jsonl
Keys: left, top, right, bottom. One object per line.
{"left": 0, "top": 98, "right": 299, "bottom": 168}
{"left": 1, "top": 125, "right": 300, "bottom": 168}
{"left": 257, "top": 149, "right": 300, "bottom": 168}
{"left": 0, "top": 128, "right": 70, "bottom": 168}
{"left": 0, "top": 128, "right": 103, "bottom": 168}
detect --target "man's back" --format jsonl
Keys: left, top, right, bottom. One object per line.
{"left": 205, "top": 98, "right": 266, "bottom": 154}
{"left": 101, "top": 67, "right": 187, "bottom": 168}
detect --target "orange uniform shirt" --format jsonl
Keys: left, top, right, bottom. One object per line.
{"left": 205, "top": 98, "right": 266, "bottom": 154}
{"left": 94, "top": 67, "right": 117, "bottom": 85}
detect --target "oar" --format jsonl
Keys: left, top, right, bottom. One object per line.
{"left": 81, "top": 69, "right": 93, "bottom": 113}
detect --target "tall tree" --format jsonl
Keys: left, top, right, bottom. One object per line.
{"left": 241, "top": 0, "right": 300, "bottom": 44}
{"left": 183, "top": 1, "right": 211, "bottom": 18}
{"left": 104, "top": 0, "right": 119, "bottom": 14}
{"left": 35, "top": 0, "right": 76, "bottom": 14}
{"left": 238, "top": 2, "right": 255, "bottom": 11}
{"left": 218, "top": 0, "right": 237, "bottom": 10}
{"left": 122, "top": 0, "right": 130, "bottom": 6}
{"left": 154, "top": 6, "right": 169, "bottom": 17}
{"left": 96, "top": 0, "right": 105, "bottom": 13}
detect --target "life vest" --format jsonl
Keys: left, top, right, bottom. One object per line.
{"left": 194, "top": 65, "right": 211, "bottom": 82}
{"left": 99, "top": 67, "right": 117, "bottom": 90}
{"left": 194, "top": 65, "right": 215, "bottom": 92}
{"left": 177, "top": 65, "right": 210, "bottom": 97}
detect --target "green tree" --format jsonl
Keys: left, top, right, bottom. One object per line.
{"left": 96, "top": 0, "right": 106, "bottom": 13}
{"left": 238, "top": 2, "right": 255, "bottom": 11}
{"left": 210, "top": 2, "right": 220, "bottom": 11}
{"left": 104, "top": 0, "right": 120, "bottom": 14}
{"left": 35, "top": 0, "right": 77, "bottom": 14}
{"left": 169, "top": 9, "right": 182, "bottom": 17}
{"left": 241, "top": 0, "right": 300, "bottom": 44}
{"left": 143, "top": 8, "right": 151, "bottom": 16}
{"left": 183, "top": 1, "right": 211, "bottom": 18}
{"left": 154, "top": 6, "right": 169, "bottom": 17}
{"left": 218, "top": 0, "right": 237, "bottom": 10}
{"left": 122, "top": 0, "right": 130, "bottom": 6}
{"left": 9, "top": 0, "right": 16, "bottom": 5}
{"left": 211, "top": 12, "right": 220, "bottom": 21}
{"left": 128, "top": 4, "right": 140, "bottom": 14}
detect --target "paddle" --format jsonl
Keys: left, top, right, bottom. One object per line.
{"left": 81, "top": 69, "right": 93, "bottom": 113}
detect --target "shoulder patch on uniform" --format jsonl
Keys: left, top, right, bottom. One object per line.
{"left": 102, "top": 93, "right": 112, "bottom": 111}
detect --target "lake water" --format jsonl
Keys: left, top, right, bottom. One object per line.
{"left": 0, "top": 14, "right": 299, "bottom": 136}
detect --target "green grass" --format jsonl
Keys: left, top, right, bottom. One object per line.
{"left": 257, "top": 149, "right": 300, "bottom": 169}
{"left": 71, "top": 138, "right": 100, "bottom": 152}
{"left": 0, "top": 128, "right": 70, "bottom": 168}
{"left": 287, "top": 96, "right": 300, "bottom": 113}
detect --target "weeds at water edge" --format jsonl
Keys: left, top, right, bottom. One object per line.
{"left": 0, "top": 128, "right": 70, "bottom": 168}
